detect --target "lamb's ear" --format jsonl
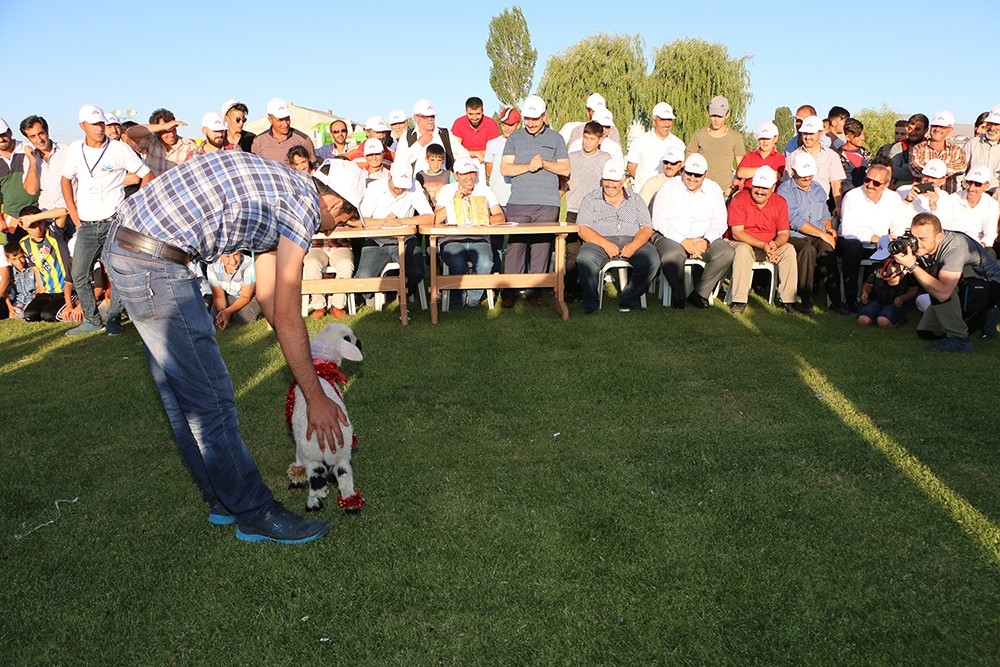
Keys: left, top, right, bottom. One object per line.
{"left": 340, "top": 341, "right": 363, "bottom": 362}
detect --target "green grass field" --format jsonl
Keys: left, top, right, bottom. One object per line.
{"left": 2, "top": 295, "right": 999, "bottom": 665}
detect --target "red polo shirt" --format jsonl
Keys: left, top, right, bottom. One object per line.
{"left": 727, "top": 190, "right": 789, "bottom": 243}
{"left": 450, "top": 115, "right": 500, "bottom": 152}
{"left": 736, "top": 149, "right": 786, "bottom": 191}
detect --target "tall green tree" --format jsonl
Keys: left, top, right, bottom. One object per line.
{"left": 855, "top": 104, "right": 899, "bottom": 155}
{"left": 536, "top": 33, "right": 648, "bottom": 142}
{"left": 773, "top": 106, "right": 795, "bottom": 153}
{"left": 647, "top": 39, "right": 752, "bottom": 144}
{"left": 485, "top": 6, "right": 537, "bottom": 108}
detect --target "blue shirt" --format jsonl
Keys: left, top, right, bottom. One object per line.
{"left": 776, "top": 179, "right": 830, "bottom": 238}
{"left": 117, "top": 151, "right": 320, "bottom": 262}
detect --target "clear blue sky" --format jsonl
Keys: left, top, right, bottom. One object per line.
{"left": 8, "top": 0, "right": 988, "bottom": 145}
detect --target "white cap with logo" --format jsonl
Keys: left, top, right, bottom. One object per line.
{"left": 799, "top": 115, "right": 823, "bottom": 134}
{"left": 412, "top": 99, "right": 436, "bottom": 116}
{"left": 78, "top": 104, "right": 105, "bottom": 124}
{"left": 586, "top": 93, "right": 606, "bottom": 110}
{"left": 931, "top": 110, "right": 955, "bottom": 127}
{"left": 751, "top": 165, "right": 777, "bottom": 189}
{"left": 388, "top": 108, "right": 408, "bottom": 124}
{"left": 790, "top": 151, "right": 817, "bottom": 177}
{"left": 266, "top": 97, "right": 291, "bottom": 119}
{"left": 602, "top": 160, "right": 626, "bottom": 181}
{"left": 662, "top": 144, "right": 685, "bottom": 163}
{"left": 0, "top": 118, "right": 9, "bottom": 134}
{"left": 921, "top": 159, "right": 947, "bottom": 179}
{"left": 363, "top": 138, "right": 384, "bottom": 156}
{"left": 684, "top": 153, "right": 709, "bottom": 175}
{"left": 389, "top": 164, "right": 413, "bottom": 191}
{"left": 756, "top": 121, "right": 779, "bottom": 140}
{"left": 201, "top": 112, "right": 227, "bottom": 132}
{"left": 453, "top": 156, "right": 479, "bottom": 175}
{"left": 314, "top": 159, "right": 366, "bottom": 212}
{"left": 652, "top": 102, "right": 675, "bottom": 120}
{"left": 365, "top": 116, "right": 390, "bottom": 132}
{"left": 522, "top": 95, "right": 546, "bottom": 119}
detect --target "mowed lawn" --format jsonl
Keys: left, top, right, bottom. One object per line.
{"left": 2, "top": 295, "right": 999, "bottom": 666}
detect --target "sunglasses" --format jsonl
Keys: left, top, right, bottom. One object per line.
{"left": 683, "top": 171, "right": 705, "bottom": 178}
{"left": 663, "top": 160, "right": 682, "bottom": 166}
{"left": 231, "top": 117, "right": 246, "bottom": 123}
{"left": 332, "top": 129, "right": 348, "bottom": 134}
{"left": 966, "top": 180, "right": 986, "bottom": 187}
{"left": 864, "top": 177, "right": 885, "bottom": 187}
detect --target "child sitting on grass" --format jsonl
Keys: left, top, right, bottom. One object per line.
{"left": 18, "top": 206, "right": 82, "bottom": 323}
{"left": 3, "top": 241, "right": 36, "bottom": 318}
{"left": 857, "top": 259, "right": 918, "bottom": 328}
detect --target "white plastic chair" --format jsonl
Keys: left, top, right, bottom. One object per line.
{"left": 373, "top": 262, "right": 427, "bottom": 312}
{"left": 659, "top": 259, "right": 721, "bottom": 307}
{"left": 597, "top": 259, "right": 647, "bottom": 310}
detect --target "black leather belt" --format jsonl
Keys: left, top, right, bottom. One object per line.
{"left": 113, "top": 225, "right": 192, "bottom": 266}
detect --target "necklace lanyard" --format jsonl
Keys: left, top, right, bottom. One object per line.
{"left": 81, "top": 139, "right": 110, "bottom": 177}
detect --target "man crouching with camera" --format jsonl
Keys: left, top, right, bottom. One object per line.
{"left": 892, "top": 212, "right": 1000, "bottom": 352}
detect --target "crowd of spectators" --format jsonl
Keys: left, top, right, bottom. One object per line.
{"left": 2, "top": 93, "right": 1000, "bottom": 351}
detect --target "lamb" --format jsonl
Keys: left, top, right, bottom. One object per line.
{"left": 285, "top": 323, "right": 364, "bottom": 513}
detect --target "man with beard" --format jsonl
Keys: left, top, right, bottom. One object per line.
{"left": 197, "top": 112, "right": 234, "bottom": 154}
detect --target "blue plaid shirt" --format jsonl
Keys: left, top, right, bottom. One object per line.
{"left": 117, "top": 151, "right": 320, "bottom": 262}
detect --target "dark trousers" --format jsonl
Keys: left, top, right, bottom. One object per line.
{"left": 502, "top": 204, "right": 559, "bottom": 300}
{"left": 839, "top": 238, "right": 876, "bottom": 304}
{"left": 790, "top": 236, "right": 842, "bottom": 305}
{"left": 24, "top": 293, "right": 65, "bottom": 322}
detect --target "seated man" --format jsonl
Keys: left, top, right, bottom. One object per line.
{"left": 576, "top": 161, "right": 658, "bottom": 314}
{"left": 954, "top": 165, "right": 1000, "bottom": 255}
{"left": 356, "top": 164, "right": 434, "bottom": 305}
{"left": 638, "top": 144, "right": 685, "bottom": 208}
{"left": 650, "top": 153, "right": 733, "bottom": 309}
{"left": 898, "top": 159, "right": 959, "bottom": 230}
{"left": 777, "top": 152, "right": 845, "bottom": 314}
{"left": 434, "top": 157, "right": 506, "bottom": 310}
{"left": 838, "top": 163, "right": 908, "bottom": 309}
{"left": 893, "top": 212, "right": 1000, "bottom": 352}
{"left": 725, "top": 166, "right": 799, "bottom": 314}
{"left": 207, "top": 250, "right": 261, "bottom": 329}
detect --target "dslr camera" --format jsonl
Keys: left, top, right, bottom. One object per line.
{"left": 887, "top": 230, "right": 919, "bottom": 256}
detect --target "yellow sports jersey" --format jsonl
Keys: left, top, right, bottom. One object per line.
{"left": 20, "top": 231, "right": 68, "bottom": 294}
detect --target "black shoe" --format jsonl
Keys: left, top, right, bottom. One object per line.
{"left": 687, "top": 292, "right": 710, "bottom": 309}
{"left": 799, "top": 300, "right": 815, "bottom": 315}
{"left": 730, "top": 302, "right": 746, "bottom": 315}
{"left": 671, "top": 297, "right": 685, "bottom": 310}
{"left": 781, "top": 302, "right": 810, "bottom": 314}
{"left": 847, "top": 299, "right": 859, "bottom": 313}
{"left": 830, "top": 302, "right": 850, "bottom": 315}
{"left": 235, "top": 501, "right": 330, "bottom": 544}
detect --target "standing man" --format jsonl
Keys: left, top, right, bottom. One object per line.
{"left": 126, "top": 108, "right": 197, "bottom": 177}
{"left": 725, "top": 166, "right": 800, "bottom": 314}
{"left": 396, "top": 99, "right": 467, "bottom": 175}
{"left": 909, "top": 110, "right": 967, "bottom": 193}
{"left": 785, "top": 115, "right": 846, "bottom": 218}
{"left": 21, "top": 115, "right": 69, "bottom": 211}
{"left": 197, "top": 112, "right": 234, "bottom": 154}
{"left": 450, "top": 96, "right": 499, "bottom": 162}
{"left": 0, "top": 118, "right": 37, "bottom": 218}
{"left": 626, "top": 102, "right": 685, "bottom": 192}
{"left": 686, "top": 95, "right": 745, "bottom": 196}
{"left": 221, "top": 99, "right": 256, "bottom": 152}
{"left": 315, "top": 118, "right": 351, "bottom": 161}
{"left": 576, "top": 161, "right": 658, "bottom": 313}
{"left": 104, "top": 152, "right": 364, "bottom": 543}
{"left": 964, "top": 109, "right": 1000, "bottom": 191}
{"left": 387, "top": 109, "right": 408, "bottom": 152}
{"left": 888, "top": 113, "right": 929, "bottom": 189}
{"left": 251, "top": 97, "right": 316, "bottom": 166}
{"left": 650, "top": 154, "right": 733, "bottom": 309}
{"left": 568, "top": 93, "right": 622, "bottom": 145}
{"left": 484, "top": 106, "right": 520, "bottom": 208}
{"left": 499, "top": 95, "right": 570, "bottom": 307}
{"left": 61, "top": 104, "right": 152, "bottom": 336}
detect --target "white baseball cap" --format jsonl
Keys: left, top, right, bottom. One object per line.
{"left": 523, "top": 95, "right": 546, "bottom": 119}
{"left": 412, "top": 99, "right": 436, "bottom": 116}
{"left": 365, "top": 115, "right": 390, "bottom": 132}
{"left": 363, "top": 138, "right": 383, "bottom": 156}
{"left": 662, "top": 144, "right": 685, "bottom": 163}
{"left": 931, "top": 110, "right": 955, "bottom": 127}
{"left": 790, "top": 151, "right": 818, "bottom": 177}
{"left": 314, "top": 159, "right": 366, "bottom": 211}
{"left": 220, "top": 98, "right": 240, "bottom": 115}
{"left": 799, "top": 115, "right": 823, "bottom": 134}
{"left": 870, "top": 234, "right": 892, "bottom": 261}
{"left": 266, "top": 97, "right": 290, "bottom": 119}
{"left": 389, "top": 164, "right": 413, "bottom": 191}
{"left": 751, "top": 165, "right": 777, "bottom": 189}
{"left": 756, "top": 121, "right": 779, "bottom": 140}
{"left": 586, "top": 93, "right": 606, "bottom": 110}
{"left": 201, "top": 112, "right": 227, "bottom": 132}
{"left": 78, "top": 104, "right": 105, "bottom": 124}
{"left": 0, "top": 118, "right": 9, "bottom": 134}
{"left": 602, "top": 160, "right": 625, "bottom": 181}
{"left": 453, "top": 156, "right": 479, "bottom": 174}
{"left": 966, "top": 165, "right": 992, "bottom": 184}
{"left": 388, "top": 108, "right": 408, "bottom": 124}
{"left": 684, "top": 153, "right": 708, "bottom": 175}
{"left": 104, "top": 113, "right": 122, "bottom": 126}
{"left": 921, "top": 159, "right": 947, "bottom": 179}
{"left": 652, "top": 102, "right": 675, "bottom": 120}
{"left": 593, "top": 108, "right": 614, "bottom": 127}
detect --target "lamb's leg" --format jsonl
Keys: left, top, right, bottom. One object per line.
{"left": 306, "top": 465, "right": 328, "bottom": 511}
{"left": 332, "top": 454, "right": 364, "bottom": 512}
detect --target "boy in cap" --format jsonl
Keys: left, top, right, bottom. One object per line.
{"left": 686, "top": 95, "right": 745, "bottom": 196}
{"left": 626, "top": 102, "right": 685, "bottom": 192}
{"left": 104, "top": 152, "right": 364, "bottom": 544}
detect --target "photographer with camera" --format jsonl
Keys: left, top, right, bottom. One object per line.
{"left": 892, "top": 212, "right": 1000, "bottom": 352}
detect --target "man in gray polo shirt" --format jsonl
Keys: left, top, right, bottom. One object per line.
{"left": 499, "top": 95, "right": 570, "bottom": 307}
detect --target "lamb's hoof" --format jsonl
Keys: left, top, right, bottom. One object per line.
{"left": 305, "top": 501, "right": 323, "bottom": 512}
{"left": 288, "top": 481, "right": 307, "bottom": 491}
{"left": 338, "top": 492, "right": 364, "bottom": 512}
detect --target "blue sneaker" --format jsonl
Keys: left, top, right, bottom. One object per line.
{"left": 105, "top": 316, "right": 122, "bottom": 336}
{"left": 925, "top": 337, "right": 972, "bottom": 353}
{"left": 208, "top": 501, "right": 235, "bottom": 526}
{"left": 66, "top": 321, "right": 104, "bottom": 336}
{"left": 235, "top": 501, "right": 330, "bottom": 544}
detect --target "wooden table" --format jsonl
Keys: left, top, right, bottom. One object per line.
{"left": 301, "top": 224, "right": 415, "bottom": 325}
{"left": 418, "top": 222, "right": 580, "bottom": 324}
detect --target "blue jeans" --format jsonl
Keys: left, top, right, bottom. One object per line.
{"left": 440, "top": 239, "right": 493, "bottom": 308}
{"left": 71, "top": 218, "right": 123, "bottom": 326}
{"left": 857, "top": 299, "right": 910, "bottom": 326}
{"left": 577, "top": 237, "right": 660, "bottom": 310}
{"left": 354, "top": 238, "right": 425, "bottom": 299}
{"left": 104, "top": 236, "right": 274, "bottom": 521}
